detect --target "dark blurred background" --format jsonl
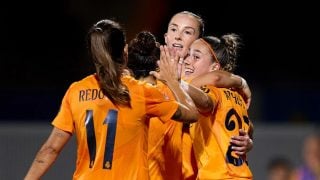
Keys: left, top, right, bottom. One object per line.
{"left": 1, "top": 1, "right": 320, "bottom": 179}
{"left": 1, "top": 0, "right": 319, "bottom": 123}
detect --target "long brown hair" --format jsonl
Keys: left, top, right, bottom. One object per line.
{"left": 87, "top": 19, "right": 130, "bottom": 106}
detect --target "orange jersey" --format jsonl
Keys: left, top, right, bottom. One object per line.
{"left": 148, "top": 119, "right": 182, "bottom": 180}
{"left": 181, "top": 79, "right": 198, "bottom": 180}
{"left": 52, "top": 74, "right": 179, "bottom": 180}
{"left": 191, "top": 86, "right": 253, "bottom": 179}
{"left": 148, "top": 81, "right": 184, "bottom": 180}
{"left": 182, "top": 126, "right": 198, "bottom": 180}
{"left": 148, "top": 80, "right": 198, "bottom": 180}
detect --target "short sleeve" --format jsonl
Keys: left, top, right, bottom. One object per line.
{"left": 51, "top": 84, "right": 75, "bottom": 133}
{"left": 144, "top": 84, "right": 179, "bottom": 123}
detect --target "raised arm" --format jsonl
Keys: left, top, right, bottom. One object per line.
{"left": 190, "top": 70, "right": 252, "bottom": 109}
{"left": 151, "top": 45, "right": 199, "bottom": 123}
{"left": 24, "top": 127, "right": 72, "bottom": 180}
{"left": 180, "top": 80, "right": 214, "bottom": 114}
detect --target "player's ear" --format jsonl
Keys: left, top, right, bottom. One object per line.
{"left": 164, "top": 33, "right": 168, "bottom": 44}
{"left": 210, "top": 62, "right": 220, "bottom": 72}
{"left": 123, "top": 44, "right": 128, "bottom": 64}
{"left": 124, "top": 44, "right": 128, "bottom": 54}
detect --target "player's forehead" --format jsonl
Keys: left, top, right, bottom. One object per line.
{"left": 169, "top": 13, "right": 200, "bottom": 31}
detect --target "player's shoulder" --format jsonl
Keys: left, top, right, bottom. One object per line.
{"left": 69, "top": 74, "right": 98, "bottom": 90}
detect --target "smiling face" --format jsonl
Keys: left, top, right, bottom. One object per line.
{"left": 164, "top": 13, "right": 201, "bottom": 57}
{"left": 183, "top": 39, "right": 219, "bottom": 81}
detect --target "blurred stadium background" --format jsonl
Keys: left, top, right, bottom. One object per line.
{"left": 1, "top": 0, "right": 319, "bottom": 179}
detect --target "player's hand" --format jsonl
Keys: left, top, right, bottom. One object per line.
{"left": 150, "top": 45, "right": 179, "bottom": 82}
{"left": 230, "top": 129, "right": 253, "bottom": 156}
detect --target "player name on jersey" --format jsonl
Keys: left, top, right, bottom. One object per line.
{"left": 79, "top": 89, "right": 104, "bottom": 102}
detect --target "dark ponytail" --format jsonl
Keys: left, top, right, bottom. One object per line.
{"left": 87, "top": 19, "right": 130, "bottom": 106}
